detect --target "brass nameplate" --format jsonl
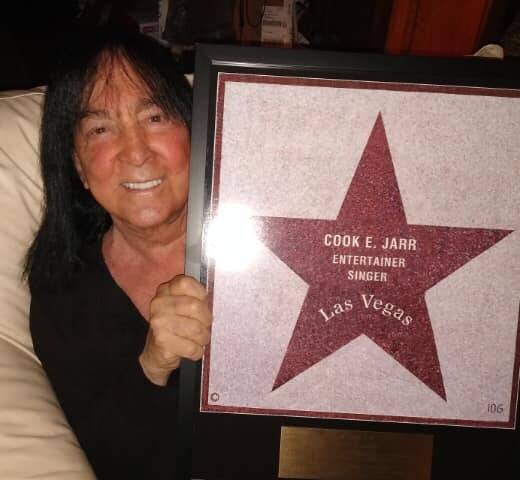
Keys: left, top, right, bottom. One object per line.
{"left": 279, "top": 426, "right": 433, "bottom": 479}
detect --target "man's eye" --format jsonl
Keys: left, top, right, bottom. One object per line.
{"left": 150, "top": 114, "right": 163, "bottom": 123}
{"left": 88, "top": 126, "right": 107, "bottom": 137}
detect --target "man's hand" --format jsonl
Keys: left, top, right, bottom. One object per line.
{"left": 139, "top": 275, "right": 212, "bottom": 386}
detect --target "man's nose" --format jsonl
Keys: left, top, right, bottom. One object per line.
{"left": 119, "top": 126, "right": 152, "bottom": 166}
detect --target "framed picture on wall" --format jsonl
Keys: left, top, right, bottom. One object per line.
{"left": 179, "top": 44, "right": 520, "bottom": 479}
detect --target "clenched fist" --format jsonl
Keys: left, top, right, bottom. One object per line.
{"left": 139, "top": 275, "right": 212, "bottom": 386}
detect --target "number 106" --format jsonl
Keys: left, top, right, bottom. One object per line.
{"left": 487, "top": 403, "right": 504, "bottom": 414}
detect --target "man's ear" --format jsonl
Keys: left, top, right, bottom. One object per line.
{"left": 73, "top": 153, "right": 89, "bottom": 190}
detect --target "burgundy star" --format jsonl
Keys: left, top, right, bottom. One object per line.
{"left": 258, "top": 114, "right": 512, "bottom": 400}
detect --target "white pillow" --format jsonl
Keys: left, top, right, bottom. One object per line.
{"left": 0, "top": 89, "right": 95, "bottom": 479}
{"left": 0, "top": 89, "right": 44, "bottom": 353}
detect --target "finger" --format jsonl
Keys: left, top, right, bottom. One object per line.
{"left": 166, "top": 275, "right": 207, "bottom": 300}
{"left": 169, "top": 295, "right": 212, "bottom": 328}
{"left": 164, "top": 335, "right": 205, "bottom": 362}
{"left": 149, "top": 308, "right": 211, "bottom": 345}
{"left": 150, "top": 295, "right": 212, "bottom": 328}
{"left": 148, "top": 315, "right": 209, "bottom": 356}
{"left": 156, "top": 283, "right": 171, "bottom": 298}
{"left": 174, "top": 316, "right": 211, "bottom": 346}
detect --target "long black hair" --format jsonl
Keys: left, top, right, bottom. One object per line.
{"left": 25, "top": 30, "right": 192, "bottom": 292}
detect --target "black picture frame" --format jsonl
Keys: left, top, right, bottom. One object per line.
{"left": 178, "top": 44, "right": 520, "bottom": 480}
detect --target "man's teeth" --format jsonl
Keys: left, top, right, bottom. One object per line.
{"left": 122, "top": 179, "right": 162, "bottom": 190}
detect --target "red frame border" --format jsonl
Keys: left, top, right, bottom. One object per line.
{"left": 200, "top": 73, "right": 520, "bottom": 429}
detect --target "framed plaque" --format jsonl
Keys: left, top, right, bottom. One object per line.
{"left": 181, "top": 44, "right": 520, "bottom": 479}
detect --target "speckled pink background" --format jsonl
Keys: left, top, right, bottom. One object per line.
{"left": 200, "top": 74, "right": 520, "bottom": 428}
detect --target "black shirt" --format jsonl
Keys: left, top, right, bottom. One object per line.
{"left": 30, "top": 242, "right": 178, "bottom": 480}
